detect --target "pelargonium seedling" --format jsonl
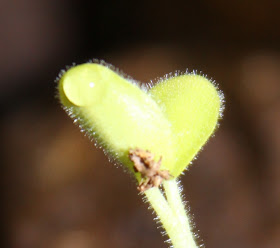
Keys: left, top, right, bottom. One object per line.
{"left": 57, "top": 60, "right": 224, "bottom": 248}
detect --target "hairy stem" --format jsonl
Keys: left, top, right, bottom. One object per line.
{"left": 144, "top": 180, "right": 198, "bottom": 248}
{"left": 163, "top": 179, "right": 197, "bottom": 248}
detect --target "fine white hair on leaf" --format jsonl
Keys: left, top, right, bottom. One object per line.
{"left": 164, "top": 238, "right": 172, "bottom": 244}
{"left": 153, "top": 216, "right": 160, "bottom": 221}
{"left": 140, "top": 83, "right": 150, "bottom": 92}
{"left": 88, "top": 58, "right": 145, "bottom": 89}
{"left": 56, "top": 59, "right": 144, "bottom": 95}
{"left": 155, "top": 219, "right": 161, "bottom": 225}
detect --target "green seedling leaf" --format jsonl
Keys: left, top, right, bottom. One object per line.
{"left": 150, "top": 75, "right": 223, "bottom": 177}
{"left": 58, "top": 63, "right": 176, "bottom": 182}
{"left": 58, "top": 62, "right": 223, "bottom": 185}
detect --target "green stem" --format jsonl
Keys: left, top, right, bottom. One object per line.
{"left": 144, "top": 179, "right": 198, "bottom": 248}
{"left": 163, "top": 179, "right": 197, "bottom": 248}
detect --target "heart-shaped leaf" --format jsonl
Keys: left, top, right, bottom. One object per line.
{"left": 58, "top": 62, "right": 223, "bottom": 182}
{"left": 149, "top": 75, "right": 223, "bottom": 177}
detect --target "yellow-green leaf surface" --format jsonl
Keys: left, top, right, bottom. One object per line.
{"left": 149, "top": 75, "right": 222, "bottom": 177}
{"left": 58, "top": 63, "right": 176, "bottom": 179}
{"left": 58, "top": 62, "right": 223, "bottom": 179}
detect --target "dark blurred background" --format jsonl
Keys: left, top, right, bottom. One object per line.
{"left": 1, "top": 0, "right": 280, "bottom": 247}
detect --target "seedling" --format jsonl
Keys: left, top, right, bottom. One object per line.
{"left": 57, "top": 61, "right": 224, "bottom": 248}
